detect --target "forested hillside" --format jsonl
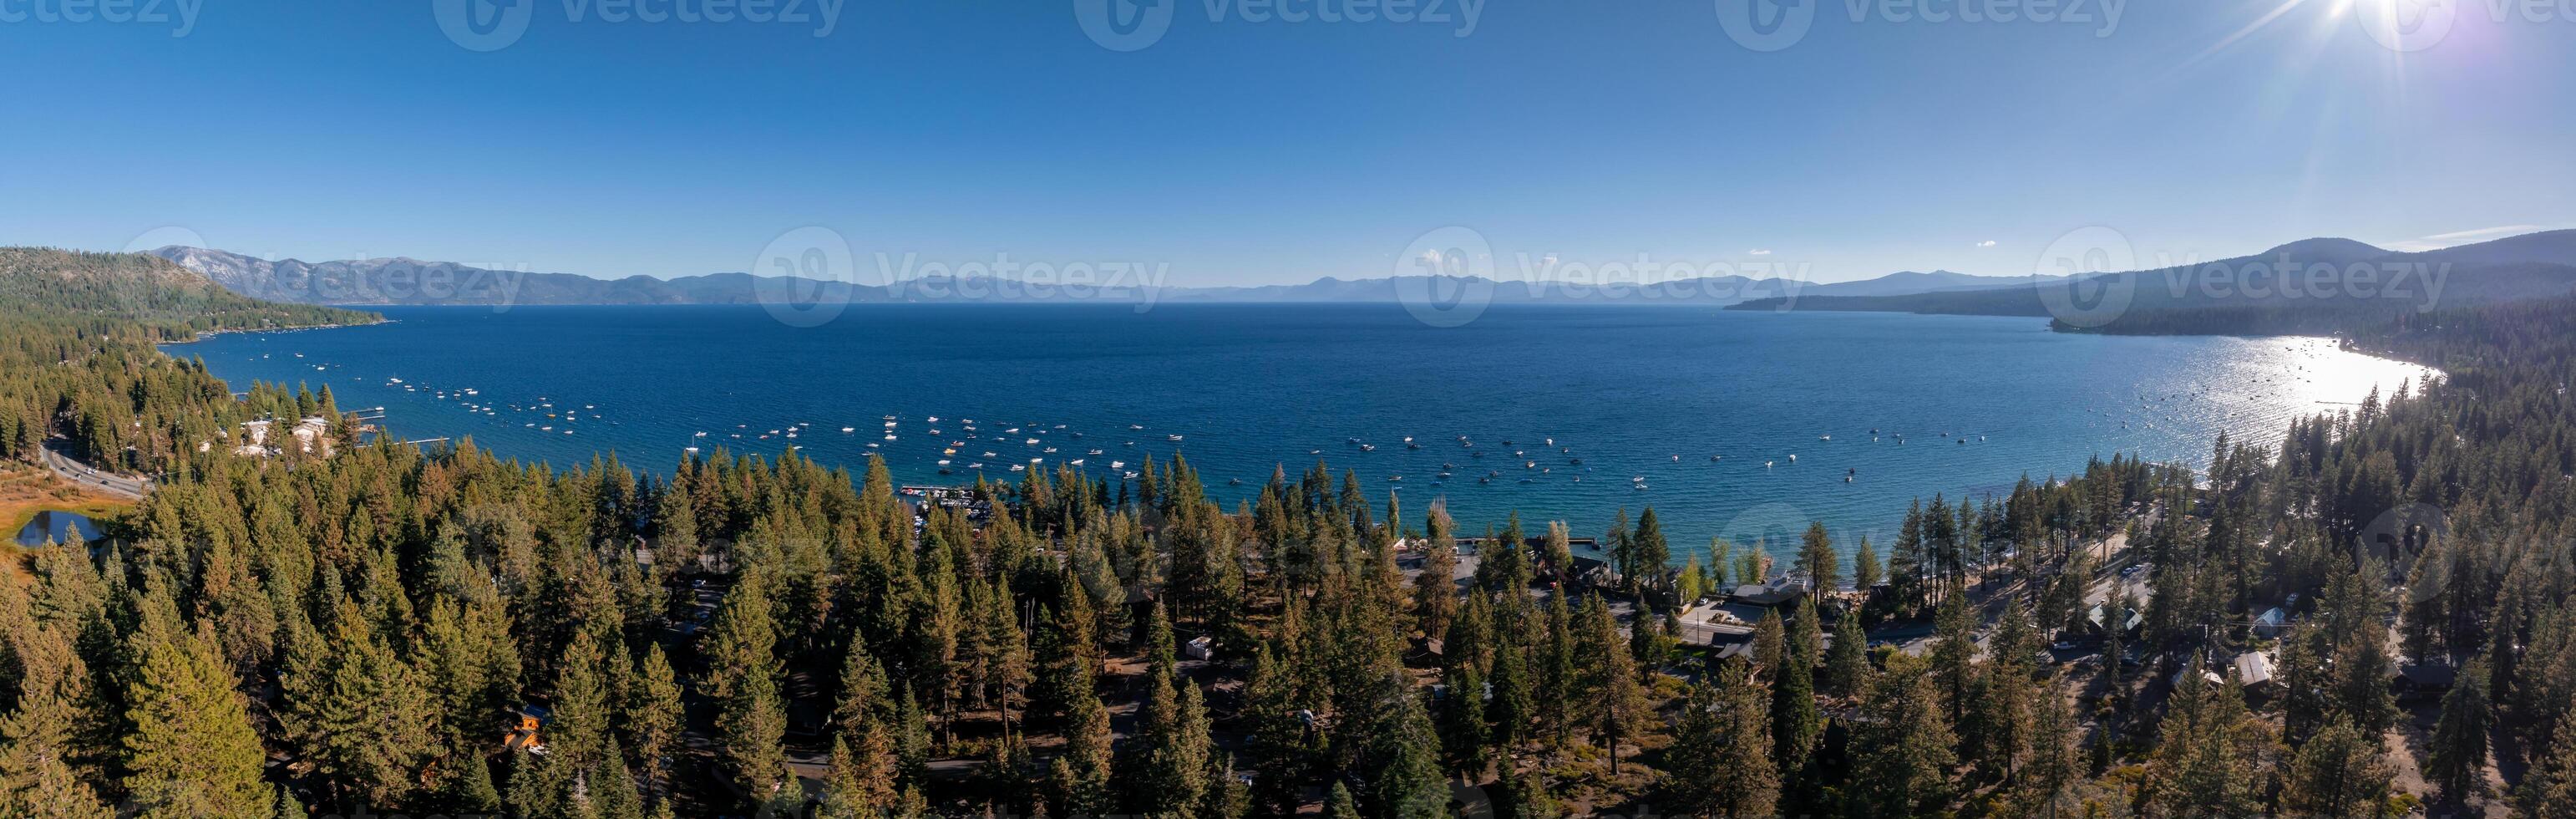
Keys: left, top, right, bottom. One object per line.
{"left": 4, "top": 248, "right": 2575, "bottom": 818}
{"left": 0, "top": 248, "right": 371, "bottom": 471}
{"left": 1729, "top": 231, "right": 2576, "bottom": 336}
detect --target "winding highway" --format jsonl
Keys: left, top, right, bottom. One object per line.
{"left": 40, "top": 443, "right": 149, "bottom": 500}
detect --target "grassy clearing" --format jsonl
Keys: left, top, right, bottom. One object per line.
{"left": 0, "top": 465, "right": 132, "bottom": 583}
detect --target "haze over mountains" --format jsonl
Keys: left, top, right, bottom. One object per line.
{"left": 150, "top": 245, "right": 2047, "bottom": 308}
{"left": 1727, "top": 229, "right": 2576, "bottom": 333}
{"left": 150, "top": 229, "right": 2576, "bottom": 333}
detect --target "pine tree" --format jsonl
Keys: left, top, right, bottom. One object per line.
{"left": 0, "top": 622, "right": 111, "bottom": 819}
{"left": 545, "top": 628, "right": 612, "bottom": 769}
{"left": 2283, "top": 718, "right": 2390, "bottom": 819}
{"left": 1663, "top": 662, "right": 1777, "bottom": 817}
{"left": 1852, "top": 534, "right": 1881, "bottom": 600}
{"left": 2148, "top": 664, "right": 2264, "bottom": 818}
{"left": 277, "top": 600, "right": 439, "bottom": 806}
{"left": 1768, "top": 623, "right": 1820, "bottom": 781}
{"left": 1822, "top": 604, "right": 1867, "bottom": 698}
{"left": 1630, "top": 508, "right": 1671, "bottom": 595}
{"left": 1438, "top": 661, "right": 1488, "bottom": 774}
{"left": 1796, "top": 521, "right": 1838, "bottom": 601}
{"left": 1929, "top": 593, "right": 1978, "bottom": 728}
{"left": 1752, "top": 608, "right": 1785, "bottom": 673}
{"left": 1501, "top": 765, "right": 1564, "bottom": 819}
{"left": 2015, "top": 669, "right": 2087, "bottom": 818}
{"left": 1849, "top": 653, "right": 1957, "bottom": 816}
{"left": 591, "top": 738, "right": 649, "bottom": 819}
{"left": 2523, "top": 716, "right": 2576, "bottom": 818}
{"left": 629, "top": 643, "right": 684, "bottom": 799}
{"left": 1125, "top": 667, "right": 1211, "bottom": 815}
{"left": 1575, "top": 595, "right": 1650, "bottom": 771}
{"left": 822, "top": 730, "right": 897, "bottom": 819}
{"left": 708, "top": 572, "right": 789, "bottom": 803}
{"left": 120, "top": 608, "right": 272, "bottom": 818}
{"left": 1360, "top": 670, "right": 1448, "bottom": 819}
{"left": 1415, "top": 526, "right": 1459, "bottom": 640}
{"left": 446, "top": 749, "right": 503, "bottom": 813}
{"left": 1052, "top": 683, "right": 1116, "bottom": 817}
{"left": 1322, "top": 781, "right": 1361, "bottom": 819}
{"left": 1538, "top": 593, "right": 1575, "bottom": 752}
{"left": 1485, "top": 629, "right": 1531, "bottom": 753}
{"left": 892, "top": 686, "right": 932, "bottom": 786}
{"left": 2426, "top": 660, "right": 2492, "bottom": 805}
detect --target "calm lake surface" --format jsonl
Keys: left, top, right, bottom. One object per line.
{"left": 168, "top": 304, "right": 2430, "bottom": 559}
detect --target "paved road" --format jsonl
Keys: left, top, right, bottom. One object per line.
{"left": 40, "top": 443, "right": 149, "bottom": 499}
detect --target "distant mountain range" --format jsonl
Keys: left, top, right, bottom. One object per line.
{"left": 150, "top": 229, "right": 2576, "bottom": 333}
{"left": 148, "top": 246, "right": 2051, "bottom": 308}
{"left": 1726, "top": 229, "right": 2576, "bottom": 333}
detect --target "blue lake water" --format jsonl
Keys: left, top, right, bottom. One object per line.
{"left": 167, "top": 304, "right": 2429, "bottom": 560}
{"left": 16, "top": 510, "right": 99, "bottom": 547}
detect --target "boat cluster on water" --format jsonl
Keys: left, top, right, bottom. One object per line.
{"left": 291, "top": 354, "right": 2004, "bottom": 495}
{"left": 383, "top": 376, "right": 609, "bottom": 437}
{"left": 376, "top": 373, "right": 2002, "bottom": 492}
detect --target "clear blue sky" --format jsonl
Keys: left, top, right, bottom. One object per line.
{"left": 3, "top": 0, "right": 2568, "bottom": 284}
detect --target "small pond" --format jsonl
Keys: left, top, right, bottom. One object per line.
{"left": 15, "top": 511, "right": 100, "bottom": 547}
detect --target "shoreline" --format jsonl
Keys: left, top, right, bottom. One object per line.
{"left": 165, "top": 310, "right": 2428, "bottom": 565}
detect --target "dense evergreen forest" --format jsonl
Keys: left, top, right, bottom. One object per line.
{"left": 4, "top": 247, "right": 2575, "bottom": 818}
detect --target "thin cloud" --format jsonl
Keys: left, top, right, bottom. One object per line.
{"left": 1747, "top": 248, "right": 1772, "bottom": 256}
{"left": 1975, "top": 240, "right": 1997, "bottom": 248}
{"left": 2423, "top": 224, "right": 2544, "bottom": 242}
{"left": 2386, "top": 224, "right": 2553, "bottom": 252}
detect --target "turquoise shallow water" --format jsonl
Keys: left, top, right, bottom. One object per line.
{"left": 168, "top": 303, "right": 2428, "bottom": 561}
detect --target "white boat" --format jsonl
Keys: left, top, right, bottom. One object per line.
{"left": 1167, "top": 435, "right": 1184, "bottom": 441}
{"left": 1070, "top": 459, "right": 1085, "bottom": 465}
{"left": 842, "top": 426, "right": 855, "bottom": 433}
